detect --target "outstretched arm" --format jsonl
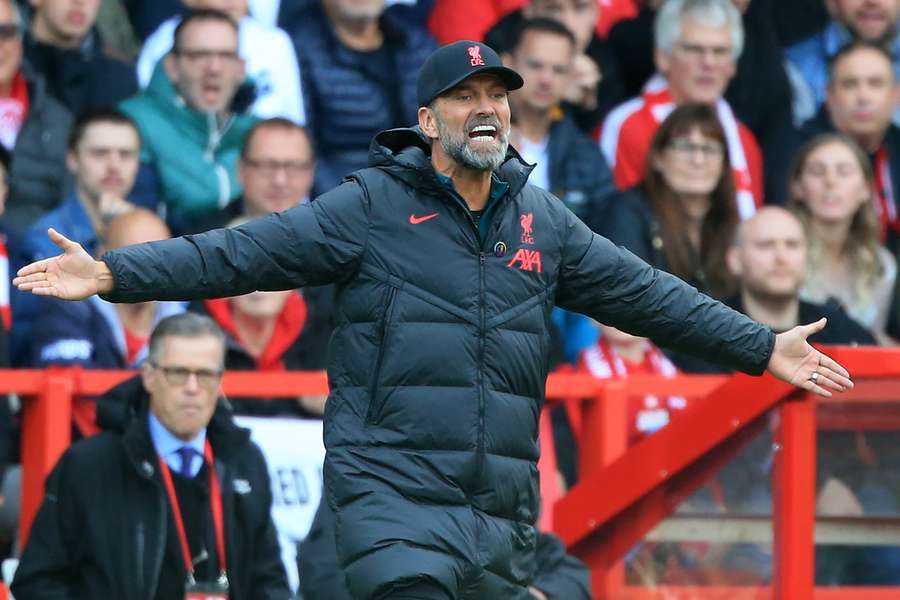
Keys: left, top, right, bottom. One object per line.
{"left": 15, "top": 181, "right": 371, "bottom": 303}
{"left": 14, "top": 228, "right": 115, "bottom": 299}
{"left": 767, "top": 318, "right": 851, "bottom": 397}
{"left": 556, "top": 213, "right": 851, "bottom": 397}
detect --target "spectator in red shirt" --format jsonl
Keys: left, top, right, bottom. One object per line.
{"left": 575, "top": 324, "right": 686, "bottom": 445}
{"left": 599, "top": 0, "right": 763, "bottom": 216}
{"left": 428, "top": 0, "right": 637, "bottom": 46}
{"left": 192, "top": 218, "right": 334, "bottom": 418}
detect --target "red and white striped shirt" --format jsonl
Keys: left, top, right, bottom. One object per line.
{"left": 599, "top": 75, "right": 764, "bottom": 219}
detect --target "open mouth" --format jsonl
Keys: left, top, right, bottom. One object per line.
{"left": 202, "top": 81, "right": 222, "bottom": 96}
{"left": 468, "top": 125, "right": 498, "bottom": 142}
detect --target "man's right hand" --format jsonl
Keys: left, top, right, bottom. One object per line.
{"left": 13, "top": 228, "right": 114, "bottom": 300}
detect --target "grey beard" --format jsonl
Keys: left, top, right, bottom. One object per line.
{"left": 435, "top": 113, "right": 509, "bottom": 172}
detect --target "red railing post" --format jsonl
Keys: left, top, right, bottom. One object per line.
{"left": 579, "top": 381, "right": 628, "bottom": 599}
{"left": 773, "top": 392, "right": 816, "bottom": 600}
{"left": 19, "top": 370, "right": 73, "bottom": 544}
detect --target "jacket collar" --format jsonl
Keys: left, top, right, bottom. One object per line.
{"left": 366, "top": 126, "right": 535, "bottom": 201}
{"left": 144, "top": 60, "right": 256, "bottom": 128}
{"left": 822, "top": 20, "right": 900, "bottom": 57}
{"left": 24, "top": 27, "right": 103, "bottom": 62}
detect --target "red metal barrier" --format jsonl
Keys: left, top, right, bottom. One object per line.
{"left": 2, "top": 347, "right": 900, "bottom": 599}
{"left": 553, "top": 346, "right": 900, "bottom": 599}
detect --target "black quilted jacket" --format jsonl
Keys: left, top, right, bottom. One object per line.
{"left": 100, "top": 127, "right": 775, "bottom": 599}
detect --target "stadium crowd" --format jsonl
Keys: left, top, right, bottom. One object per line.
{"left": 0, "top": 0, "right": 897, "bottom": 597}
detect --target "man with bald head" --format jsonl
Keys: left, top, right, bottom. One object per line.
{"left": 30, "top": 208, "right": 186, "bottom": 374}
{"left": 29, "top": 208, "right": 186, "bottom": 435}
{"left": 727, "top": 206, "right": 876, "bottom": 344}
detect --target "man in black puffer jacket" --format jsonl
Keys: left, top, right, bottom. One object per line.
{"left": 15, "top": 41, "right": 852, "bottom": 600}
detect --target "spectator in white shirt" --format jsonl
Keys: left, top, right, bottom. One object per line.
{"left": 136, "top": 0, "right": 305, "bottom": 124}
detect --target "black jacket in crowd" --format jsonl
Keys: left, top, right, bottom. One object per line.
{"left": 595, "top": 187, "right": 712, "bottom": 293}
{"left": 98, "top": 125, "right": 774, "bottom": 598}
{"left": 298, "top": 498, "right": 592, "bottom": 600}
{"left": 289, "top": 4, "right": 437, "bottom": 194}
{"left": 188, "top": 284, "right": 335, "bottom": 417}
{"left": 11, "top": 376, "right": 291, "bottom": 600}
{"left": 23, "top": 28, "right": 138, "bottom": 119}
{"left": 543, "top": 114, "right": 618, "bottom": 223}
{"left": 484, "top": 9, "right": 627, "bottom": 132}
{"left": 4, "top": 63, "right": 72, "bottom": 233}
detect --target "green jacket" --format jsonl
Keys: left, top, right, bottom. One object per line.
{"left": 120, "top": 61, "right": 258, "bottom": 220}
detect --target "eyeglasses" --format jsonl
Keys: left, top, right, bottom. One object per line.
{"left": 667, "top": 139, "right": 724, "bottom": 161}
{"left": 0, "top": 23, "right": 21, "bottom": 41}
{"left": 150, "top": 362, "right": 223, "bottom": 388}
{"left": 174, "top": 49, "right": 240, "bottom": 64}
{"left": 243, "top": 158, "right": 314, "bottom": 178}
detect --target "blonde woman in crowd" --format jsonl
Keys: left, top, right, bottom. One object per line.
{"left": 789, "top": 134, "right": 897, "bottom": 343}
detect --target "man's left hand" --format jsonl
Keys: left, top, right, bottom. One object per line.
{"left": 767, "top": 318, "right": 853, "bottom": 397}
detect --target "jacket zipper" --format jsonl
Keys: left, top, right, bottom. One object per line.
{"left": 441, "top": 187, "right": 508, "bottom": 476}
{"left": 135, "top": 521, "right": 145, "bottom": 597}
{"left": 366, "top": 285, "right": 399, "bottom": 424}
{"left": 147, "top": 487, "right": 167, "bottom": 600}
{"left": 205, "top": 113, "right": 235, "bottom": 208}
{"left": 476, "top": 252, "right": 486, "bottom": 476}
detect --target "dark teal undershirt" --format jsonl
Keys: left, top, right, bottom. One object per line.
{"left": 436, "top": 172, "right": 509, "bottom": 243}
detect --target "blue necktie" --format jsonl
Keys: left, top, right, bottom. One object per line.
{"left": 176, "top": 446, "right": 198, "bottom": 478}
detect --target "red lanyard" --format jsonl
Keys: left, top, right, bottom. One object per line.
{"left": 874, "top": 145, "right": 898, "bottom": 238}
{"left": 157, "top": 440, "right": 228, "bottom": 583}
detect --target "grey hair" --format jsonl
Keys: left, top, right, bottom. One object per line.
{"left": 147, "top": 313, "right": 226, "bottom": 366}
{"left": 655, "top": 0, "right": 744, "bottom": 62}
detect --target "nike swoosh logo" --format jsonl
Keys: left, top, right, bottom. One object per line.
{"left": 409, "top": 213, "right": 439, "bottom": 225}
